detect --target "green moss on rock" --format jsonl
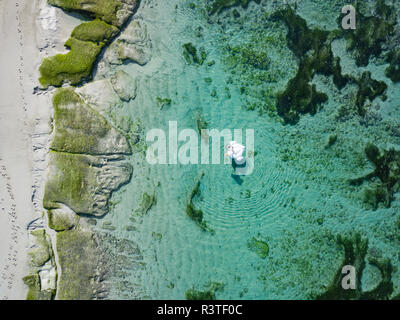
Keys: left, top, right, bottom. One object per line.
{"left": 71, "top": 19, "right": 119, "bottom": 43}
{"left": 39, "top": 37, "right": 103, "bottom": 87}
{"left": 51, "top": 88, "right": 131, "bottom": 155}
{"left": 48, "top": 209, "right": 80, "bottom": 231}
{"left": 43, "top": 151, "right": 132, "bottom": 216}
{"left": 56, "top": 228, "right": 103, "bottom": 300}
{"left": 48, "top": 0, "right": 135, "bottom": 27}
{"left": 23, "top": 273, "right": 54, "bottom": 300}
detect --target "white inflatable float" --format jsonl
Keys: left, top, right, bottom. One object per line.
{"left": 225, "top": 141, "right": 253, "bottom": 177}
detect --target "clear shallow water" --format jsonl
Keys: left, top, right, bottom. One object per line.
{"left": 93, "top": 0, "right": 400, "bottom": 299}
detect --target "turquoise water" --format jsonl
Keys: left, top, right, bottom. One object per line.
{"left": 93, "top": 0, "right": 400, "bottom": 299}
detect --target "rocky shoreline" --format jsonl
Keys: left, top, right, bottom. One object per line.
{"left": 24, "top": 0, "right": 152, "bottom": 300}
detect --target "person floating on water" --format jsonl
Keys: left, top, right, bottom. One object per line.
{"left": 225, "top": 141, "right": 248, "bottom": 180}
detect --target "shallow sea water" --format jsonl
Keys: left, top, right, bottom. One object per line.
{"left": 92, "top": 0, "right": 400, "bottom": 299}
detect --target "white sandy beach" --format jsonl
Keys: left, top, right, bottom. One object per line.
{"left": 0, "top": 0, "right": 56, "bottom": 299}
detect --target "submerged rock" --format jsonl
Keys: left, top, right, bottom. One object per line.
{"left": 105, "top": 19, "right": 152, "bottom": 66}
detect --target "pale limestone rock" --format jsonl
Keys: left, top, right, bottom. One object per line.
{"left": 105, "top": 19, "right": 152, "bottom": 66}
{"left": 110, "top": 70, "right": 137, "bottom": 101}
{"left": 76, "top": 79, "right": 122, "bottom": 113}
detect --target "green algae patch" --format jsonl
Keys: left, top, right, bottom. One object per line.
{"left": 182, "top": 43, "right": 207, "bottom": 65}
{"left": 71, "top": 19, "right": 119, "bottom": 43}
{"left": 48, "top": 209, "right": 80, "bottom": 232}
{"left": 23, "top": 273, "right": 54, "bottom": 300}
{"left": 342, "top": 0, "right": 396, "bottom": 67}
{"left": 51, "top": 88, "right": 130, "bottom": 155}
{"left": 43, "top": 151, "right": 132, "bottom": 216}
{"left": 133, "top": 192, "right": 156, "bottom": 216}
{"left": 207, "top": 0, "right": 261, "bottom": 15}
{"left": 317, "top": 234, "right": 395, "bottom": 300}
{"left": 56, "top": 229, "right": 102, "bottom": 300}
{"left": 43, "top": 152, "right": 96, "bottom": 213}
{"left": 186, "top": 173, "right": 214, "bottom": 233}
{"left": 350, "top": 143, "right": 400, "bottom": 209}
{"left": 23, "top": 229, "right": 57, "bottom": 300}
{"left": 355, "top": 72, "right": 387, "bottom": 116}
{"left": 385, "top": 49, "right": 400, "bottom": 83}
{"left": 39, "top": 37, "right": 103, "bottom": 87}
{"left": 273, "top": 6, "right": 350, "bottom": 125}
{"left": 48, "top": 0, "right": 125, "bottom": 26}
{"left": 247, "top": 237, "right": 269, "bottom": 259}
{"left": 186, "top": 282, "right": 224, "bottom": 300}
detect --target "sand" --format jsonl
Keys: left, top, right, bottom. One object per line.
{"left": 0, "top": 0, "right": 56, "bottom": 300}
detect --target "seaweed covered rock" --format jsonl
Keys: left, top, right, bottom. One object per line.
{"left": 207, "top": 0, "right": 261, "bottom": 15}
{"left": 341, "top": 0, "right": 396, "bottom": 67}
{"left": 39, "top": 0, "right": 139, "bottom": 87}
{"left": 350, "top": 143, "right": 400, "bottom": 209}
{"left": 48, "top": 204, "right": 80, "bottom": 231}
{"left": 273, "top": 7, "right": 350, "bottom": 125}
{"left": 56, "top": 228, "right": 106, "bottom": 300}
{"left": 39, "top": 37, "right": 104, "bottom": 87}
{"left": 51, "top": 88, "right": 131, "bottom": 155}
{"left": 48, "top": 0, "right": 139, "bottom": 27}
{"left": 23, "top": 229, "right": 57, "bottom": 300}
{"left": 44, "top": 152, "right": 132, "bottom": 217}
